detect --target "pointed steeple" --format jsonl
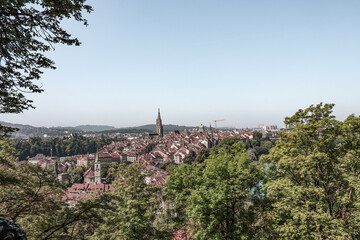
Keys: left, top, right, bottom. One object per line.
{"left": 94, "top": 145, "right": 101, "bottom": 184}
{"left": 95, "top": 145, "right": 99, "bottom": 162}
{"left": 156, "top": 108, "right": 163, "bottom": 137}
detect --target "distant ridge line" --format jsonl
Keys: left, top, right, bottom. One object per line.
{"left": 0, "top": 121, "right": 198, "bottom": 137}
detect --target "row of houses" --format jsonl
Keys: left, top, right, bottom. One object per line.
{"left": 83, "top": 129, "right": 254, "bottom": 166}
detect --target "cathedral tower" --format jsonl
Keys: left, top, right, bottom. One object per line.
{"left": 156, "top": 108, "right": 163, "bottom": 137}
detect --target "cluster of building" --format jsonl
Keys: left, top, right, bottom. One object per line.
{"left": 21, "top": 110, "right": 270, "bottom": 239}
{"left": 26, "top": 154, "right": 59, "bottom": 167}
{"left": 25, "top": 109, "right": 259, "bottom": 211}
{"left": 17, "top": 110, "right": 284, "bottom": 239}
{"left": 73, "top": 110, "right": 254, "bottom": 167}
{"left": 62, "top": 151, "right": 113, "bottom": 207}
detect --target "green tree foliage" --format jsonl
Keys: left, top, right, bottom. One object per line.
{"left": 244, "top": 135, "right": 275, "bottom": 161}
{"left": 182, "top": 154, "right": 196, "bottom": 164}
{"left": 0, "top": 139, "right": 20, "bottom": 183}
{"left": 217, "top": 137, "right": 240, "bottom": 149}
{"left": 183, "top": 136, "right": 273, "bottom": 165}
{"left": 92, "top": 163, "right": 170, "bottom": 240}
{"left": 0, "top": 0, "right": 92, "bottom": 114}
{"left": 166, "top": 141, "right": 263, "bottom": 239}
{"left": 67, "top": 165, "right": 87, "bottom": 184}
{"left": 195, "top": 148, "right": 211, "bottom": 163}
{"left": 0, "top": 138, "right": 103, "bottom": 239}
{"left": 261, "top": 103, "right": 360, "bottom": 239}
{"left": 16, "top": 189, "right": 105, "bottom": 240}
{"left": 158, "top": 161, "right": 174, "bottom": 171}
{"left": 252, "top": 131, "right": 263, "bottom": 142}
{"left": 13, "top": 136, "right": 121, "bottom": 160}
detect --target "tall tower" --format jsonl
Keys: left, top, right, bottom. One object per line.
{"left": 94, "top": 147, "right": 101, "bottom": 184}
{"left": 156, "top": 108, "right": 164, "bottom": 137}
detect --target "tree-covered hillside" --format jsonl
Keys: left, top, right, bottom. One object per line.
{"left": 12, "top": 135, "right": 123, "bottom": 160}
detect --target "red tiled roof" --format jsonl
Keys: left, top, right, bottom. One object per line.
{"left": 173, "top": 228, "right": 191, "bottom": 240}
{"left": 83, "top": 167, "right": 94, "bottom": 177}
{"left": 62, "top": 183, "right": 113, "bottom": 202}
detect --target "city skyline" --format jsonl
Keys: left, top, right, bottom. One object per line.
{"left": 1, "top": 105, "right": 352, "bottom": 130}
{"left": 2, "top": 0, "right": 360, "bottom": 128}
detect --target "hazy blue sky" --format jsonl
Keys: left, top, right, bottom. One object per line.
{"left": 3, "top": 0, "right": 360, "bottom": 128}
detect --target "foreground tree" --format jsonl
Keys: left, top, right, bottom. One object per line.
{"left": 166, "top": 140, "right": 263, "bottom": 239}
{"left": 92, "top": 164, "right": 170, "bottom": 240}
{"left": 0, "top": 138, "right": 19, "bottom": 184}
{"left": 261, "top": 103, "right": 360, "bottom": 239}
{"left": 0, "top": 0, "right": 92, "bottom": 135}
{"left": 0, "top": 139, "right": 104, "bottom": 239}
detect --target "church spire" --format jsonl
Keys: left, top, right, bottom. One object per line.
{"left": 95, "top": 145, "right": 99, "bottom": 162}
{"left": 156, "top": 108, "right": 163, "bottom": 137}
{"left": 94, "top": 145, "right": 101, "bottom": 184}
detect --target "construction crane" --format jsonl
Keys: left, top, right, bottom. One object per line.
{"left": 213, "top": 119, "right": 225, "bottom": 129}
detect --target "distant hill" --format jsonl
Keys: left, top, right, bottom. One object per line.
{"left": 0, "top": 121, "right": 81, "bottom": 138}
{"left": 97, "top": 128, "right": 152, "bottom": 134}
{"left": 74, "top": 125, "right": 116, "bottom": 132}
{"left": 0, "top": 121, "right": 34, "bottom": 129}
{"left": 1, "top": 121, "right": 198, "bottom": 138}
{"left": 137, "top": 124, "right": 196, "bottom": 133}
{"left": 98, "top": 124, "right": 197, "bottom": 134}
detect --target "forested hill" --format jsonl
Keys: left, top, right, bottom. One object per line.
{"left": 136, "top": 124, "right": 196, "bottom": 132}
{"left": 0, "top": 121, "right": 82, "bottom": 138}
{"left": 98, "top": 124, "right": 196, "bottom": 134}
{"left": 73, "top": 125, "right": 116, "bottom": 132}
{"left": 1, "top": 121, "right": 197, "bottom": 138}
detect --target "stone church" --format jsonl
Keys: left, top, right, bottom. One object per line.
{"left": 83, "top": 150, "right": 101, "bottom": 184}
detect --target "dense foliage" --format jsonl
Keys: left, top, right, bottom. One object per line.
{"left": 0, "top": 0, "right": 92, "bottom": 137}
{"left": 0, "top": 139, "right": 105, "bottom": 239}
{"left": 0, "top": 0, "right": 92, "bottom": 114}
{"left": 261, "top": 103, "right": 360, "bottom": 239}
{"left": 166, "top": 141, "right": 263, "bottom": 239}
{"left": 12, "top": 135, "right": 123, "bottom": 160}
{"left": 183, "top": 135, "right": 275, "bottom": 164}
{"left": 92, "top": 163, "right": 170, "bottom": 240}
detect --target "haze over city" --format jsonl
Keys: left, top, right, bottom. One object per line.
{"left": 3, "top": 0, "right": 360, "bottom": 128}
